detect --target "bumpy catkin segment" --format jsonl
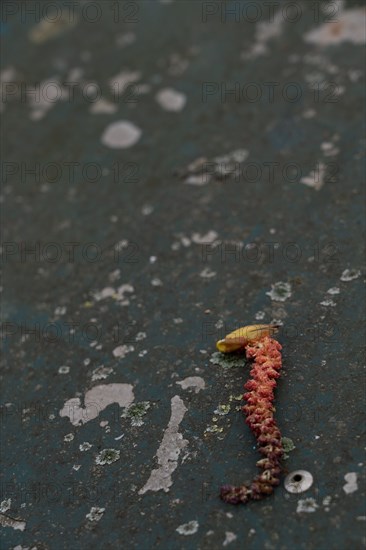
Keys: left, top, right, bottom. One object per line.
{"left": 220, "top": 337, "right": 284, "bottom": 504}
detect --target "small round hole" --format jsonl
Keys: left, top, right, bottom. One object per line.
{"left": 293, "top": 474, "right": 302, "bottom": 482}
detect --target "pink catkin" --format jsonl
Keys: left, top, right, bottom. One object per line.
{"left": 220, "top": 336, "right": 284, "bottom": 504}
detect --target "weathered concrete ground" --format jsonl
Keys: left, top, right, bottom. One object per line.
{"left": 1, "top": 1, "right": 365, "bottom": 548}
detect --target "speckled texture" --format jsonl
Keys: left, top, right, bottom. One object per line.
{"left": 1, "top": 1, "right": 365, "bottom": 549}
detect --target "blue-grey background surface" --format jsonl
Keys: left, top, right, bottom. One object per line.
{"left": 1, "top": 1, "right": 365, "bottom": 549}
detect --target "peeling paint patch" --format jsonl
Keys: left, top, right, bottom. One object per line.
{"left": 343, "top": 472, "right": 358, "bottom": 494}
{"left": 305, "top": 7, "right": 366, "bottom": 46}
{"left": 0, "top": 513, "right": 26, "bottom": 531}
{"left": 176, "top": 520, "right": 199, "bottom": 535}
{"left": 139, "top": 396, "right": 188, "bottom": 494}
{"left": 60, "top": 384, "right": 134, "bottom": 426}
{"left": 156, "top": 88, "right": 186, "bottom": 111}
{"left": 101, "top": 121, "right": 142, "bottom": 149}
{"left": 340, "top": 269, "right": 361, "bottom": 282}
{"left": 176, "top": 376, "right": 206, "bottom": 393}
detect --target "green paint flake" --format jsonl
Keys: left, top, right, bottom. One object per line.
{"left": 229, "top": 394, "right": 243, "bottom": 402}
{"left": 205, "top": 424, "right": 224, "bottom": 434}
{"left": 214, "top": 404, "right": 231, "bottom": 416}
{"left": 210, "top": 351, "right": 246, "bottom": 369}
{"left": 282, "top": 437, "right": 296, "bottom": 459}
{"left": 95, "top": 448, "right": 120, "bottom": 465}
{"left": 122, "top": 401, "right": 151, "bottom": 427}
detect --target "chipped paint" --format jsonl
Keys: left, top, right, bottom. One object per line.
{"left": 343, "top": 472, "right": 358, "bottom": 494}
{"left": 101, "top": 121, "right": 142, "bottom": 149}
{"left": 139, "top": 396, "right": 188, "bottom": 494}
{"left": 60, "top": 384, "right": 134, "bottom": 426}
{"left": 176, "top": 520, "right": 199, "bottom": 535}
{"left": 176, "top": 376, "right": 206, "bottom": 393}
{"left": 155, "top": 88, "right": 186, "bottom": 111}
{"left": 0, "top": 513, "right": 26, "bottom": 531}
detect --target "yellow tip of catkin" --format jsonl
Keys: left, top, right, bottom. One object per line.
{"left": 216, "top": 324, "right": 279, "bottom": 353}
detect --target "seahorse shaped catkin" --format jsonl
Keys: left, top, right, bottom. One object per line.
{"left": 218, "top": 330, "right": 284, "bottom": 505}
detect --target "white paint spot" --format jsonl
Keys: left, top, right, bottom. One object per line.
{"left": 64, "top": 433, "right": 74, "bottom": 442}
{"left": 139, "top": 395, "right": 188, "bottom": 494}
{"left": 86, "top": 506, "right": 105, "bottom": 522}
{"left": 79, "top": 442, "right": 92, "bottom": 451}
{"left": 320, "top": 298, "right": 336, "bottom": 307}
{"left": 340, "top": 269, "right": 361, "bottom": 282}
{"left": 223, "top": 532, "right": 237, "bottom": 546}
{"left": 112, "top": 345, "right": 134, "bottom": 358}
{"left": 343, "top": 472, "right": 358, "bottom": 494}
{"left": 60, "top": 383, "right": 134, "bottom": 426}
{"left": 255, "top": 310, "right": 265, "bottom": 320}
{"left": 151, "top": 278, "right": 163, "bottom": 287}
{"left": 176, "top": 376, "right": 206, "bottom": 393}
{"left": 90, "top": 98, "right": 117, "bottom": 114}
{"left": 305, "top": 7, "right": 366, "bottom": 46}
{"left": 58, "top": 365, "right": 70, "bottom": 374}
{"left": 200, "top": 268, "right": 216, "bottom": 279}
{"left": 266, "top": 281, "right": 292, "bottom": 302}
{"left": 184, "top": 174, "right": 211, "bottom": 186}
{"left": 296, "top": 497, "right": 319, "bottom": 513}
{"left": 327, "top": 287, "right": 340, "bottom": 295}
{"left": 109, "top": 70, "right": 141, "bottom": 94}
{"left": 191, "top": 231, "right": 218, "bottom": 245}
{"left": 176, "top": 520, "right": 199, "bottom": 535}
{"left": 300, "top": 162, "right": 326, "bottom": 190}
{"left": 155, "top": 88, "right": 186, "bottom": 111}
{"left": 0, "top": 499, "right": 11, "bottom": 513}
{"left": 91, "top": 365, "right": 114, "bottom": 381}
{"left": 101, "top": 121, "right": 141, "bottom": 149}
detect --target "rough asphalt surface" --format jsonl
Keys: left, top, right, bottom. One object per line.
{"left": 1, "top": 1, "right": 365, "bottom": 549}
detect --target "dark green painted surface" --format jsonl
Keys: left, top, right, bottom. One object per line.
{"left": 1, "top": 1, "right": 365, "bottom": 549}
